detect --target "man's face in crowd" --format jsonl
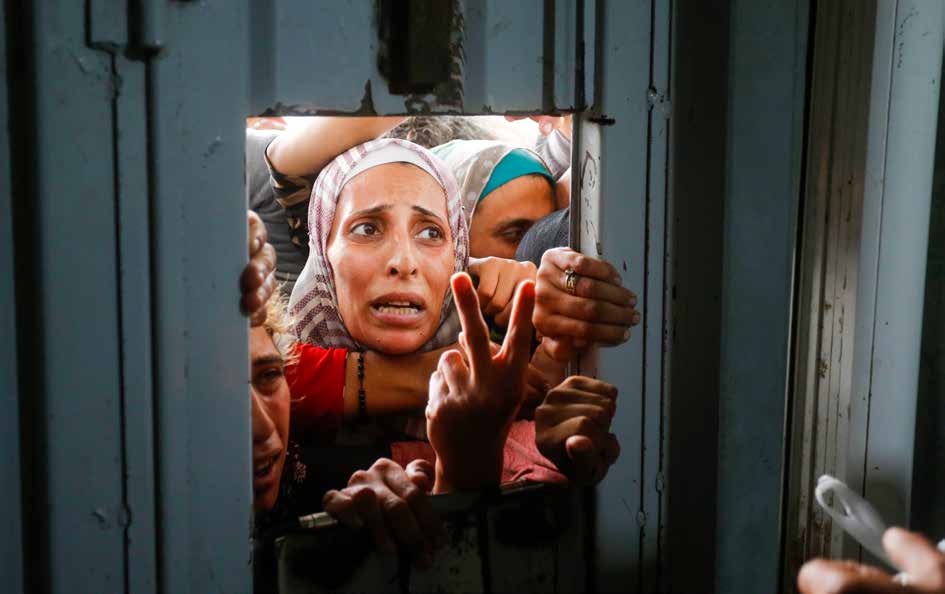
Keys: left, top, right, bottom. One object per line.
{"left": 468, "top": 174, "right": 554, "bottom": 259}
{"left": 250, "top": 326, "right": 291, "bottom": 512}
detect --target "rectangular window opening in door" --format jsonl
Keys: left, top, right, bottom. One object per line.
{"left": 240, "top": 113, "right": 639, "bottom": 593}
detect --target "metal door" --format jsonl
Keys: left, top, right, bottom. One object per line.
{"left": 12, "top": 1, "right": 943, "bottom": 593}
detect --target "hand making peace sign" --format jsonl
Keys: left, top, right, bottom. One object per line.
{"left": 425, "top": 272, "right": 536, "bottom": 494}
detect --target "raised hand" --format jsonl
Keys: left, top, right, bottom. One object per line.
{"left": 535, "top": 376, "right": 620, "bottom": 485}
{"left": 534, "top": 247, "right": 639, "bottom": 361}
{"left": 322, "top": 458, "right": 445, "bottom": 569}
{"left": 425, "top": 272, "right": 536, "bottom": 493}
{"left": 467, "top": 256, "right": 537, "bottom": 327}
{"left": 504, "top": 114, "right": 573, "bottom": 139}
{"left": 798, "top": 528, "right": 945, "bottom": 594}
{"left": 241, "top": 210, "right": 277, "bottom": 326}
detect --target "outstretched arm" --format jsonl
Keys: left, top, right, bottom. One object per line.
{"left": 535, "top": 375, "right": 620, "bottom": 485}
{"left": 323, "top": 458, "right": 445, "bottom": 569}
{"left": 265, "top": 116, "right": 404, "bottom": 177}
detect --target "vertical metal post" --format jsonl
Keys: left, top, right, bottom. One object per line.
{"left": 781, "top": 0, "right": 876, "bottom": 583}
{"left": 20, "top": 2, "right": 129, "bottom": 591}
{"left": 913, "top": 53, "right": 945, "bottom": 544}
{"left": 663, "top": 1, "right": 729, "bottom": 591}
{"left": 847, "top": 0, "right": 945, "bottom": 548}
{"left": 149, "top": 3, "right": 252, "bottom": 592}
{"left": 715, "top": 0, "right": 810, "bottom": 592}
{"left": 114, "top": 53, "right": 159, "bottom": 594}
{"left": 588, "top": 0, "right": 672, "bottom": 591}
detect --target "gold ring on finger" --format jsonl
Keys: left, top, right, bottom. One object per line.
{"left": 564, "top": 267, "right": 579, "bottom": 295}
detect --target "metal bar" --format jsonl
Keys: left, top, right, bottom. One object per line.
{"left": 847, "top": 0, "right": 945, "bottom": 554}
{"left": 130, "top": 0, "right": 164, "bottom": 54}
{"left": 0, "top": 0, "right": 24, "bottom": 591}
{"left": 87, "top": 0, "right": 127, "bottom": 49}
{"left": 592, "top": 0, "right": 654, "bottom": 591}
{"left": 114, "top": 53, "right": 157, "bottom": 594}
{"left": 782, "top": 1, "right": 875, "bottom": 584}
{"left": 641, "top": 0, "right": 671, "bottom": 590}
{"left": 913, "top": 41, "right": 945, "bottom": 546}
{"left": 29, "top": 3, "right": 127, "bottom": 591}
{"left": 715, "top": 0, "right": 810, "bottom": 591}
{"left": 662, "top": 1, "right": 728, "bottom": 591}
{"left": 552, "top": 0, "right": 578, "bottom": 111}
{"left": 149, "top": 2, "right": 251, "bottom": 592}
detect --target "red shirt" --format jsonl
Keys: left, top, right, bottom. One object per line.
{"left": 287, "top": 345, "right": 566, "bottom": 486}
{"left": 285, "top": 344, "right": 347, "bottom": 443}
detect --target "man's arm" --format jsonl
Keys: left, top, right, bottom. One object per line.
{"left": 265, "top": 116, "right": 404, "bottom": 177}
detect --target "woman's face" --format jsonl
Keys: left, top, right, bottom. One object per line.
{"left": 250, "top": 326, "right": 290, "bottom": 512}
{"left": 327, "top": 163, "right": 454, "bottom": 354}
{"left": 468, "top": 175, "right": 555, "bottom": 259}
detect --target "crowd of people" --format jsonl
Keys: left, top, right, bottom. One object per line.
{"left": 241, "top": 114, "right": 635, "bottom": 588}
{"left": 239, "top": 115, "right": 945, "bottom": 593}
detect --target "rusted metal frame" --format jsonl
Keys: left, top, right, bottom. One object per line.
{"left": 781, "top": 2, "right": 875, "bottom": 588}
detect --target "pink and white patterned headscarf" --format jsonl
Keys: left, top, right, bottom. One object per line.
{"left": 288, "top": 138, "right": 469, "bottom": 352}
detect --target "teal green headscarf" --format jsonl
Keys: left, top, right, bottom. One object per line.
{"left": 432, "top": 139, "right": 555, "bottom": 217}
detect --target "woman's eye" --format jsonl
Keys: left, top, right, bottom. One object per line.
{"left": 417, "top": 226, "right": 444, "bottom": 240}
{"left": 255, "top": 368, "right": 284, "bottom": 390}
{"left": 351, "top": 223, "right": 380, "bottom": 237}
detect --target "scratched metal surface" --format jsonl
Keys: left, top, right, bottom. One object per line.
{"left": 0, "top": 1, "right": 718, "bottom": 592}
{"left": 149, "top": 3, "right": 254, "bottom": 592}
{"left": 781, "top": 2, "right": 875, "bottom": 588}
{"left": 250, "top": 0, "right": 577, "bottom": 116}
{"left": 6, "top": 1, "right": 253, "bottom": 592}
{"left": 13, "top": 2, "right": 128, "bottom": 592}
{"left": 587, "top": 1, "right": 667, "bottom": 592}
{"left": 846, "top": 0, "right": 945, "bottom": 559}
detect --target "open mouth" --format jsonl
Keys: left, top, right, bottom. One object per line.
{"left": 254, "top": 453, "right": 280, "bottom": 480}
{"left": 370, "top": 300, "right": 424, "bottom": 315}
